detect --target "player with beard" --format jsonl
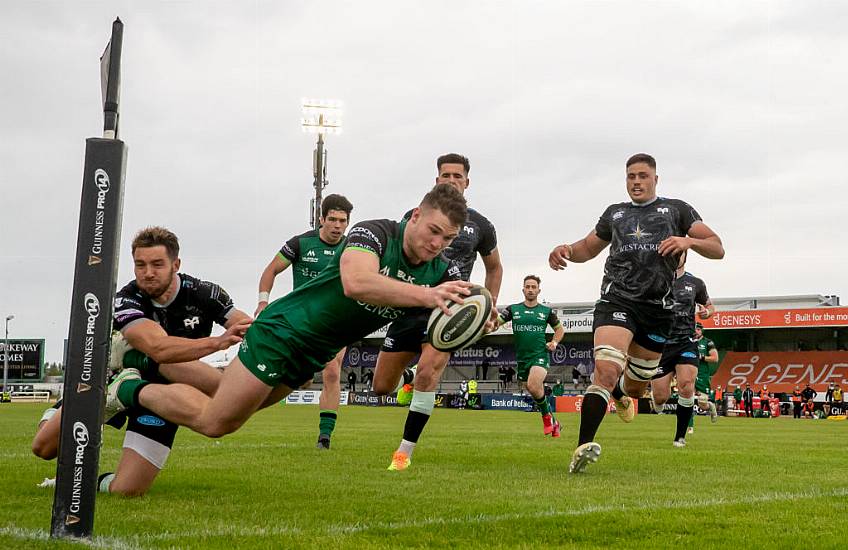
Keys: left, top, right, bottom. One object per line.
{"left": 497, "top": 275, "right": 565, "bottom": 437}
{"left": 32, "top": 226, "right": 251, "bottom": 496}
{"left": 255, "top": 194, "right": 354, "bottom": 449}
{"left": 548, "top": 153, "right": 724, "bottom": 473}
{"left": 649, "top": 251, "right": 715, "bottom": 447}
{"left": 103, "top": 186, "right": 496, "bottom": 452}
{"left": 372, "top": 153, "right": 502, "bottom": 472}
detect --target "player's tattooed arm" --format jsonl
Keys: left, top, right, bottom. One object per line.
{"left": 340, "top": 248, "right": 471, "bottom": 314}
{"left": 659, "top": 222, "right": 725, "bottom": 259}
{"left": 549, "top": 230, "right": 609, "bottom": 270}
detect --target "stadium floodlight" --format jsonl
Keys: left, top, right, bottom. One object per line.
{"left": 2, "top": 314, "right": 14, "bottom": 398}
{"left": 301, "top": 98, "right": 343, "bottom": 228}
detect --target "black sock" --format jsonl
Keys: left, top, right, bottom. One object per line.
{"left": 610, "top": 377, "right": 625, "bottom": 400}
{"left": 675, "top": 405, "right": 694, "bottom": 440}
{"left": 402, "top": 410, "right": 431, "bottom": 444}
{"left": 578, "top": 393, "right": 608, "bottom": 445}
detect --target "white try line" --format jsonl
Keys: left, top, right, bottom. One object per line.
{"left": 6, "top": 485, "right": 843, "bottom": 547}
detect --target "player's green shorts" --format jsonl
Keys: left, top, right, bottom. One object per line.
{"left": 517, "top": 356, "right": 549, "bottom": 382}
{"left": 238, "top": 316, "right": 334, "bottom": 388}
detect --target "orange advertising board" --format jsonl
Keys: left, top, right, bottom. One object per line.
{"left": 701, "top": 307, "right": 848, "bottom": 330}
{"left": 555, "top": 395, "right": 638, "bottom": 414}
{"left": 712, "top": 352, "right": 848, "bottom": 393}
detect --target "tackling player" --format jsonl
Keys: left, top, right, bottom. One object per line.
{"left": 548, "top": 153, "right": 724, "bottom": 473}
{"left": 498, "top": 275, "right": 565, "bottom": 437}
{"left": 32, "top": 226, "right": 251, "bottom": 496}
{"left": 255, "top": 194, "right": 353, "bottom": 449}
{"left": 370, "top": 153, "right": 502, "bottom": 472}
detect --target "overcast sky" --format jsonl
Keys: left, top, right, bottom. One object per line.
{"left": 2, "top": 1, "right": 847, "bottom": 362}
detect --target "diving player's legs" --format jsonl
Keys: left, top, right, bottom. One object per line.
{"left": 104, "top": 449, "right": 160, "bottom": 497}
{"left": 114, "top": 357, "right": 276, "bottom": 438}
{"left": 526, "top": 364, "right": 560, "bottom": 437}
{"left": 316, "top": 347, "right": 345, "bottom": 449}
{"left": 387, "top": 345, "right": 451, "bottom": 471}
{"left": 158, "top": 360, "right": 224, "bottom": 397}
{"left": 32, "top": 404, "right": 61, "bottom": 460}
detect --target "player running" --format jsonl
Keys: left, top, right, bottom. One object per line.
{"left": 371, "top": 153, "right": 502, "bottom": 472}
{"left": 32, "top": 226, "right": 251, "bottom": 496}
{"left": 498, "top": 275, "right": 565, "bottom": 437}
{"left": 104, "top": 186, "right": 496, "bottom": 450}
{"left": 649, "top": 252, "right": 715, "bottom": 447}
{"left": 255, "top": 194, "right": 353, "bottom": 449}
{"left": 689, "top": 323, "right": 720, "bottom": 433}
{"left": 548, "top": 153, "right": 724, "bottom": 473}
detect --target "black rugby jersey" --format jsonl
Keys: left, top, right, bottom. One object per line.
{"left": 113, "top": 273, "right": 235, "bottom": 339}
{"left": 667, "top": 272, "right": 709, "bottom": 343}
{"left": 403, "top": 207, "right": 497, "bottom": 281}
{"left": 595, "top": 197, "right": 702, "bottom": 308}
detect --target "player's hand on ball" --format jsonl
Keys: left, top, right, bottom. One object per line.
{"left": 426, "top": 281, "right": 472, "bottom": 315}
{"left": 483, "top": 305, "right": 499, "bottom": 334}
{"left": 658, "top": 236, "right": 692, "bottom": 257}
{"left": 548, "top": 244, "right": 573, "bottom": 271}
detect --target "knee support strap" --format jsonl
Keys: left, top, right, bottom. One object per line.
{"left": 593, "top": 345, "right": 627, "bottom": 369}
{"left": 626, "top": 356, "right": 660, "bottom": 382}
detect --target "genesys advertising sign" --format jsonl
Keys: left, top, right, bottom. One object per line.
{"left": 702, "top": 308, "right": 848, "bottom": 330}
{"left": 712, "top": 352, "right": 848, "bottom": 393}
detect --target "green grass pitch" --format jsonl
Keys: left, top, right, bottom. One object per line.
{"left": 1, "top": 403, "right": 846, "bottom": 549}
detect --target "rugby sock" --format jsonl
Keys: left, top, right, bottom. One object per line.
{"left": 319, "top": 410, "right": 337, "bottom": 437}
{"left": 533, "top": 395, "right": 551, "bottom": 416}
{"left": 116, "top": 379, "right": 148, "bottom": 408}
{"left": 676, "top": 396, "right": 695, "bottom": 440}
{"left": 123, "top": 349, "right": 159, "bottom": 376}
{"left": 97, "top": 472, "right": 115, "bottom": 494}
{"left": 610, "top": 376, "right": 625, "bottom": 401}
{"left": 398, "top": 439, "right": 416, "bottom": 458}
{"left": 578, "top": 385, "right": 611, "bottom": 445}
{"left": 400, "top": 390, "right": 435, "bottom": 452}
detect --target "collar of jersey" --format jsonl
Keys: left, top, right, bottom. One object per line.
{"left": 630, "top": 196, "right": 659, "bottom": 207}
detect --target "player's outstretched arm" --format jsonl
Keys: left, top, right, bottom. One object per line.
{"left": 659, "top": 222, "right": 725, "bottom": 259}
{"left": 340, "top": 248, "right": 471, "bottom": 314}
{"left": 481, "top": 248, "right": 503, "bottom": 304}
{"left": 123, "top": 319, "right": 247, "bottom": 364}
{"left": 549, "top": 230, "right": 609, "bottom": 270}
{"left": 256, "top": 255, "right": 291, "bottom": 316}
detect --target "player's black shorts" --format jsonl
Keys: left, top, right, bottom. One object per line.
{"left": 654, "top": 339, "right": 699, "bottom": 379}
{"left": 381, "top": 311, "right": 429, "bottom": 353}
{"left": 593, "top": 296, "right": 674, "bottom": 353}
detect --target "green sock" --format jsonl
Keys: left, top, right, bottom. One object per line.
{"left": 534, "top": 395, "right": 550, "bottom": 416}
{"left": 116, "top": 378, "right": 147, "bottom": 408}
{"left": 688, "top": 412, "right": 695, "bottom": 428}
{"left": 319, "top": 410, "right": 337, "bottom": 437}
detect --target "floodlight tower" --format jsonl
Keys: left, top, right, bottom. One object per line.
{"left": 2, "top": 314, "right": 14, "bottom": 397}
{"left": 301, "top": 98, "right": 343, "bottom": 229}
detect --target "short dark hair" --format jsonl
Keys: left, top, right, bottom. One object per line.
{"left": 524, "top": 275, "right": 541, "bottom": 285}
{"left": 420, "top": 184, "right": 467, "bottom": 227}
{"left": 437, "top": 153, "right": 470, "bottom": 175}
{"left": 132, "top": 226, "right": 179, "bottom": 260}
{"left": 321, "top": 194, "right": 353, "bottom": 219}
{"left": 626, "top": 153, "right": 656, "bottom": 169}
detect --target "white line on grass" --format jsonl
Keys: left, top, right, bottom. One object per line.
{"left": 0, "top": 526, "right": 143, "bottom": 550}
{"left": 13, "top": 485, "right": 836, "bottom": 546}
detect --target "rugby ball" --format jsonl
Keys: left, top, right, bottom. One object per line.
{"left": 427, "top": 286, "right": 492, "bottom": 352}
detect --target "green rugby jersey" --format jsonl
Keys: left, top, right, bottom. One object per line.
{"left": 279, "top": 229, "right": 346, "bottom": 289}
{"left": 258, "top": 219, "right": 460, "bottom": 359}
{"left": 499, "top": 303, "right": 562, "bottom": 364}
{"left": 695, "top": 336, "right": 718, "bottom": 392}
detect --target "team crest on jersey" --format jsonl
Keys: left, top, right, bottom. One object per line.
{"left": 184, "top": 316, "right": 200, "bottom": 329}
{"left": 463, "top": 226, "right": 475, "bottom": 235}
{"left": 537, "top": 312, "right": 546, "bottom": 320}
{"left": 656, "top": 207, "right": 669, "bottom": 214}
{"left": 627, "top": 223, "right": 653, "bottom": 240}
